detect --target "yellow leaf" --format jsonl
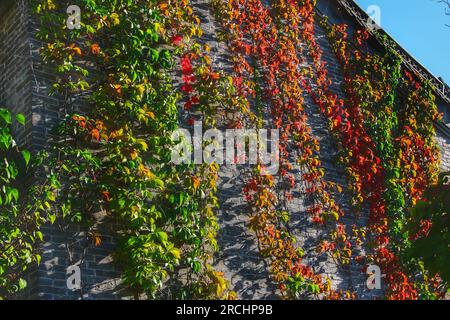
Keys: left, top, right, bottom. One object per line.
{"left": 137, "top": 140, "right": 148, "bottom": 151}
{"left": 130, "top": 150, "right": 138, "bottom": 160}
{"left": 110, "top": 13, "right": 120, "bottom": 26}
{"left": 72, "top": 46, "right": 82, "bottom": 55}
{"left": 169, "top": 248, "right": 181, "bottom": 260}
{"left": 136, "top": 84, "right": 145, "bottom": 97}
{"left": 47, "top": 0, "right": 56, "bottom": 10}
{"left": 332, "top": 211, "right": 340, "bottom": 221}
{"left": 154, "top": 22, "right": 164, "bottom": 34}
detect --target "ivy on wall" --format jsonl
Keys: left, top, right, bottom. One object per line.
{"left": 0, "top": 108, "right": 56, "bottom": 299}
{"left": 0, "top": 0, "right": 447, "bottom": 300}
{"left": 320, "top": 20, "right": 444, "bottom": 300}
{"left": 406, "top": 172, "right": 449, "bottom": 286}
{"left": 212, "top": 0, "right": 446, "bottom": 299}
{"left": 33, "top": 0, "right": 234, "bottom": 299}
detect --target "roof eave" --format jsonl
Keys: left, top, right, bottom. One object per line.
{"left": 335, "top": 0, "right": 450, "bottom": 104}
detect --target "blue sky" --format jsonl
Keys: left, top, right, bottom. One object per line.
{"left": 354, "top": 0, "right": 450, "bottom": 84}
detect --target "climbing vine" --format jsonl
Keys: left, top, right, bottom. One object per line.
{"left": 0, "top": 0, "right": 447, "bottom": 300}
{"left": 212, "top": 0, "right": 358, "bottom": 299}
{"left": 406, "top": 172, "right": 449, "bottom": 286}
{"left": 0, "top": 108, "right": 55, "bottom": 299}
{"left": 212, "top": 0, "right": 447, "bottom": 300}
{"left": 33, "top": 0, "right": 235, "bottom": 299}
{"left": 319, "top": 17, "right": 444, "bottom": 299}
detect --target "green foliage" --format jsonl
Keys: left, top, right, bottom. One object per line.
{"left": 33, "top": 0, "right": 232, "bottom": 299}
{"left": 405, "top": 173, "right": 450, "bottom": 284}
{"left": 0, "top": 108, "right": 55, "bottom": 299}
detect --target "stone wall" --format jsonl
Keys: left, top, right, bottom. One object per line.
{"left": 1, "top": 0, "right": 449, "bottom": 300}
{"left": 1, "top": 0, "right": 126, "bottom": 300}
{"left": 0, "top": 0, "right": 33, "bottom": 147}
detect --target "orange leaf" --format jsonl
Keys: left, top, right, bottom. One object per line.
{"left": 114, "top": 84, "right": 122, "bottom": 95}
{"left": 92, "top": 232, "right": 102, "bottom": 247}
{"left": 90, "top": 43, "right": 101, "bottom": 55}
{"left": 69, "top": 44, "right": 82, "bottom": 55}
{"left": 146, "top": 111, "right": 155, "bottom": 120}
{"left": 130, "top": 149, "right": 138, "bottom": 160}
{"left": 210, "top": 72, "right": 220, "bottom": 80}
{"left": 91, "top": 128, "right": 100, "bottom": 141}
{"left": 192, "top": 176, "right": 200, "bottom": 190}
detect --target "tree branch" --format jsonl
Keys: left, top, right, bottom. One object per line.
{"left": 437, "top": 0, "right": 450, "bottom": 26}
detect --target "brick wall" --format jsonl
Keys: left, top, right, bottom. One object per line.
{"left": 1, "top": 0, "right": 127, "bottom": 300}
{"left": 1, "top": 0, "right": 449, "bottom": 299}
{"left": 0, "top": 0, "right": 33, "bottom": 147}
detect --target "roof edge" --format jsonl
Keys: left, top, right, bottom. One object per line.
{"left": 334, "top": 0, "right": 450, "bottom": 104}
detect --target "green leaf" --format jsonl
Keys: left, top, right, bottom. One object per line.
{"left": 280, "top": 211, "right": 290, "bottom": 223}
{"left": 178, "top": 192, "right": 185, "bottom": 206}
{"left": 49, "top": 214, "right": 56, "bottom": 224}
{"left": 149, "top": 48, "right": 159, "bottom": 62}
{"left": 16, "top": 114, "right": 26, "bottom": 126}
{"left": 36, "top": 231, "right": 43, "bottom": 241}
{"left": 157, "top": 230, "right": 168, "bottom": 243}
{"left": 21, "top": 150, "right": 31, "bottom": 166}
{"left": 153, "top": 179, "right": 164, "bottom": 189}
{"left": 0, "top": 108, "right": 12, "bottom": 124}
{"left": 192, "top": 261, "right": 202, "bottom": 273}
{"left": 18, "top": 278, "right": 27, "bottom": 290}
{"left": 8, "top": 188, "right": 19, "bottom": 203}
